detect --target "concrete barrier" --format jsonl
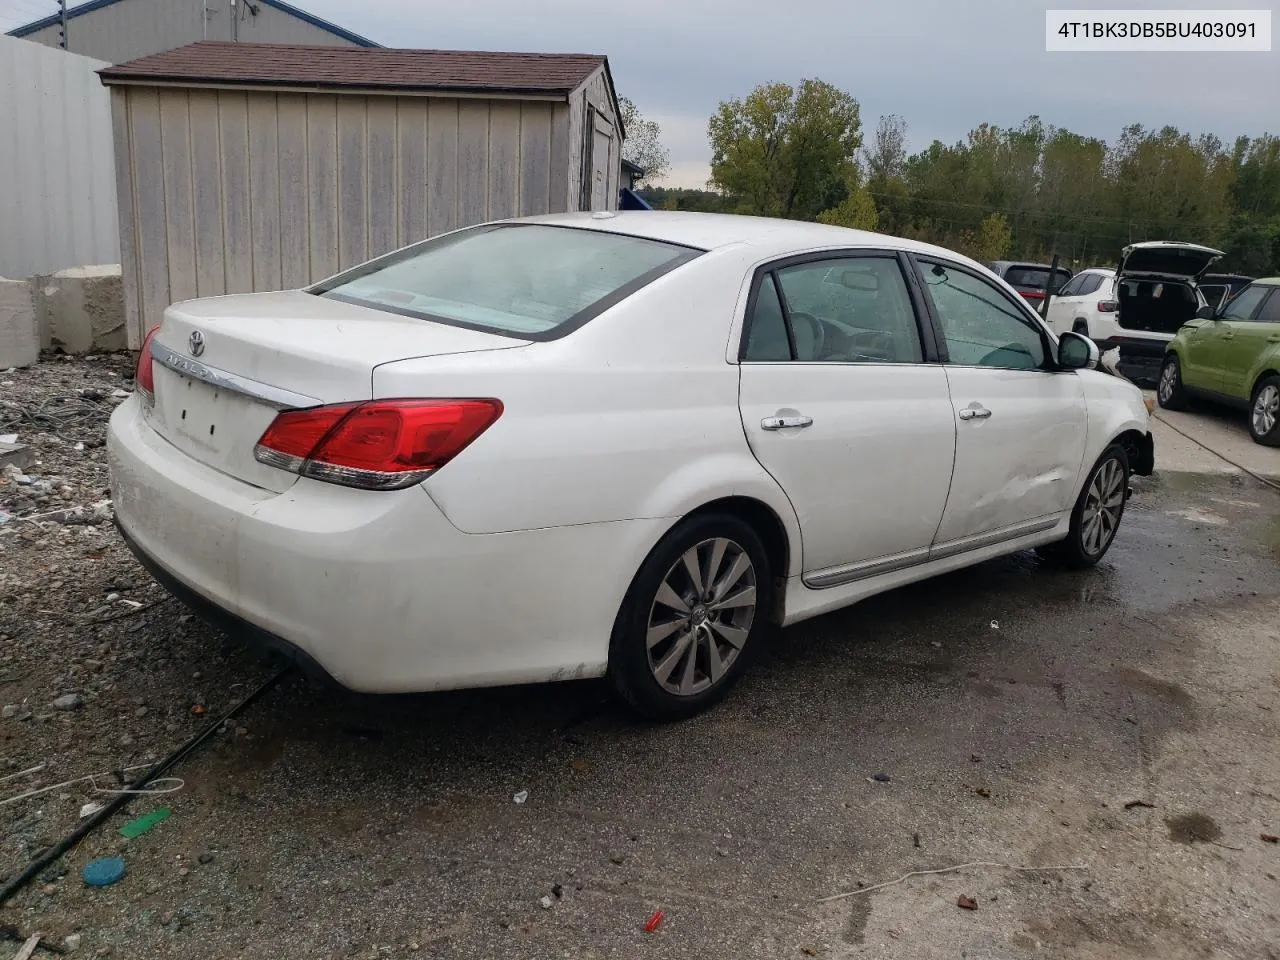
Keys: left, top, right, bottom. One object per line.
{"left": 0, "top": 277, "right": 39, "bottom": 368}
{"left": 31, "top": 265, "right": 127, "bottom": 354}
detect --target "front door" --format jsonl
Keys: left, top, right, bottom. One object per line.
{"left": 913, "top": 256, "right": 1088, "bottom": 547}
{"left": 1218, "top": 287, "right": 1280, "bottom": 399}
{"left": 737, "top": 252, "right": 956, "bottom": 584}
{"left": 1044, "top": 273, "right": 1086, "bottom": 334}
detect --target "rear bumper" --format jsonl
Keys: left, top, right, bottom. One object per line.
{"left": 116, "top": 519, "right": 341, "bottom": 687}
{"left": 107, "top": 396, "right": 664, "bottom": 693}
{"left": 1092, "top": 335, "right": 1170, "bottom": 359}
{"left": 1093, "top": 336, "right": 1169, "bottom": 385}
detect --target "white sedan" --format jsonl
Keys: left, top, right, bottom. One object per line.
{"left": 107, "top": 212, "right": 1154, "bottom": 719}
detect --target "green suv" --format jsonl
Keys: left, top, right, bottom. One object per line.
{"left": 1157, "top": 277, "right": 1280, "bottom": 444}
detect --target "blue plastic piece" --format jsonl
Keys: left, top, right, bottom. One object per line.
{"left": 82, "top": 856, "right": 127, "bottom": 887}
{"left": 619, "top": 188, "right": 653, "bottom": 210}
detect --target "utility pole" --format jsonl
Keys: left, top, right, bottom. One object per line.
{"left": 57, "top": 0, "right": 67, "bottom": 49}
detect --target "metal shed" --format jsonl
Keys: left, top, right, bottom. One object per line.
{"left": 98, "top": 41, "right": 624, "bottom": 346}
{"left": 7, "top": 0, "right": 377, "bottom": 64}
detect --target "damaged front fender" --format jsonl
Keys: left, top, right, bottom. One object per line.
{"left": 1129, "top": 430, "right": 1155, "bottom": 477}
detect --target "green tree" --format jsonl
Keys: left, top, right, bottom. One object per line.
{"left": 708, "top": 79, "right": 862, "bottom": 221}
{"left": 864, "top": 115, "right": 910, "bottom": 233}
{"left": 973, "top": 212, "right": 1013, "bottom": 260}
{"left": 617, "top": 96, "right": 670, "bottom": 187}
{"left": 817, "top": 180, "right": 879, "bottom": 231}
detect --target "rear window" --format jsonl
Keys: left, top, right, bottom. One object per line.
{"left": 310, "top": 224, "right": 701, "bottom": 340}
{"left": 1003, "top": 266, "right": 1071, "bottom": 291}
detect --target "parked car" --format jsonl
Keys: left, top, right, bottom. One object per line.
{"left": 984, "top": 260, "right": 1073, "bottom": 308}
{"left": 1157, "top": 276, "right": 1280, "bottom": 445}
{"left": 1197, "top": 273, "right": 1254, "bottom": 313}
{"left": 1045, "top": 241, "right": 1223, "bottom": 385}
{"left": 107, "top": 213, "right": 1154, "bottom": 720}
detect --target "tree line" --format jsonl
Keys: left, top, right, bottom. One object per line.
{"left": 636, "top": 79, "right": 1280, "bottom": 275}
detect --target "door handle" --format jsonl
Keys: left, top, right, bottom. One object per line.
{"left": 761, "top": 415, "right": 813, "bottom": 430}
{"left": 958, "top": 404, "right": 992, "bottom": 421}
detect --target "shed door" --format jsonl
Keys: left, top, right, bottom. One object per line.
{"left": 585, "top": 108, "right": 616, "bottom": 211}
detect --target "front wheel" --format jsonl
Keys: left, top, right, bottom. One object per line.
{"left": 1249, "top": 375, "right": 1280, "bottom": 446}
{"left": 608, "top": 514, "right": 772, "bottom": 721}
{"left": 1037, "top": 445, "right": 1130, "bottom": 569}
{"left": 1156, "top": 354, "right": 1188, "bottom": 410}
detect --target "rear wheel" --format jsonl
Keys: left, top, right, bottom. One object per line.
{"left": 1037, "top": 445, "right": 1130, "bottom": 569}
{"left": 1072, "top": 319, "right": 1090, "bottom": 336}
{"left": 608, "top": 514, "right": 772, "bottom": 721}
{"left": 1249, "top": 375, "right": 1280, "bottom": 446}
{"left": 1156, "top": 354, "right": 1189, "bottom": 410}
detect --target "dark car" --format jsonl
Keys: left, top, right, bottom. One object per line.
{"left": 984, "top": 261, "right": 1074, "bottom": 308}
{"left": 1197, "top": 273, "right": 1254, "bottom": 313}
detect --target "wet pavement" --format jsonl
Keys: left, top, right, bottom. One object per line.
{"left": 5, "top": 469, "right": 1280, "bottom": 959}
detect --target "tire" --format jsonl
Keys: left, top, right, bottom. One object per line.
{"left": 1156, "top": 354, "right": 1189, "bottom": 411}
{"left": 1249, "top": 375, "right": 1280, "bottom": 446}
{"left": 1037, "top": 444, "right": 1130, "bottom": 569}
{"left": 1072, "top": 319, "right": 1090, "bottom": 336}
{"left": 608, "top": 513, "right": 772, "bottom": 721}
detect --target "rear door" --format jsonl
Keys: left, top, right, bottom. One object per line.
{"left": 911, "top": 255, "right": 1088, "bottom": 548}
{"left": 1218, "top": 285, "right": 1280, "bottom": 399}
{"left": 737, "top": 251, "right": 957, "bottom": 585}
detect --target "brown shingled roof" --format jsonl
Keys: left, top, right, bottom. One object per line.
{"left": 98, "top": 41, "right": 608, "bottom": 95}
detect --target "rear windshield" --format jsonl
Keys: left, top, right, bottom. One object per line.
{"left": 1003, "top": 266, "right": 1072, "bottom": 291}
{"left": 310, "top": 223, "right": 701, "bottom": 340}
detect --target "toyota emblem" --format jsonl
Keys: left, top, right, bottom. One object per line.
{"left": 188, "top": 330, "right": 205, "bottom": 357}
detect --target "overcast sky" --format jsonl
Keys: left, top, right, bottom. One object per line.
{"left": 3, "top": 0, "right": 1277, "bottom": 187}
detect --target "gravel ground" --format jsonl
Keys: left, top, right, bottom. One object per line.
{"left": 2, "top": 356, "right": 1279, "bottom": 959}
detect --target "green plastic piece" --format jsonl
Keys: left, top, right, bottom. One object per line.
{"left": 119, "top": 807, "right": 171, "bottom": 839}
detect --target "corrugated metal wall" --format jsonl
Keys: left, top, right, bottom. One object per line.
{"left": 112, "top": 85, "right": 585, "bottom": 345}
{"left": 16, "top": 0, "right": 361, "bottom": 65}
{"left": 0, "top": 36, "right": 118, "bottom": 279}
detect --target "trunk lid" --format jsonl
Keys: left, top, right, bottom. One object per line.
{"left": 1116, "top": 241, "right": 1224, "bottom": 281}
{"left": 144, "top": 290, "right": 527, "bottom": 491}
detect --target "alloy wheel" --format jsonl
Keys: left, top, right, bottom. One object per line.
{"left": 645, "top": 537, "right": 757, "bottom": 697}
{"left": 1081, "top": 457, "right": 1125, "bottom": 557}
{"left": 1158, "top": 361, "right": 1177, "bottom": 403}
{"left": 1253, "top": 385, "right": 1279, "bottom": 437}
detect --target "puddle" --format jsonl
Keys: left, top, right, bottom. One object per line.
{"left": 1165, "top": 812, "right": 1221, "bottom": 844}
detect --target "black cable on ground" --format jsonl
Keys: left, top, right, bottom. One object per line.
{"left": 0, "top": 666, "right": 291, "bottom": 908}
{"left": 1153, "top": 411, "right": 1280, "bottom": 494}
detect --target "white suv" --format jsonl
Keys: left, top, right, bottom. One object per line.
{"left": 1046, "top": 241, "right": 1221, "bottom": 383}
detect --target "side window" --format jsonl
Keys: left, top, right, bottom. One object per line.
{"left": 921, "top": 259, "right": 1047, "bottom": 370}
{"left": 773, "top": 257, "right": 923, "bottom": 363}
{"left": 743, "top": 274, "right": 791, "bottom": 361}
{"left": 1255, "top": 290, "right": 1280, "bottom": 324}
{"left": 1078, "top": 274, "right": 1105, "bottom": 296}
{"left": 1056, "top": 275, "right": 1085, "bottom": 297}
{"left": 1220, "top": 284, "right": 1269, "bottom": 321}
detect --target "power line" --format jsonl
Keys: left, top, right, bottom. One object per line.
{"left": 866, "top": 190, "right": 1211, "bottom": 230}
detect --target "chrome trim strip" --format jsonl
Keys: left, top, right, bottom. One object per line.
{"left": 151, "top": 341, "right": 321, "bottom": 410}
{"left": 926, "top": 515, "right": 1060, "bottom": 563}
{"left": 803, "top": 514, "right": 1062, "bottom": 589}
{"left": 804, "top": 546, "right": 931, "bottom": 589}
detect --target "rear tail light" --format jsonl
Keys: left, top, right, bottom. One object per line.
{"left": 135, "top": 325, "right": 160, "bottom": 405}
{"left": 1097, "top": 300, "right": 1119, "bottom": 313}
{"left": 1022, "top": 291, "right": 1045, "bottom": 300}
{"left": 254, "top": 399, "right": 503, "bottom": 491}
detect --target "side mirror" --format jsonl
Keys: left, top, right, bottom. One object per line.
{"left": 1057, "top": 330, "right": 1099, "bottom": 370}
{"left": 1194, "top": 304, "right": 1215, "bottom": 320}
